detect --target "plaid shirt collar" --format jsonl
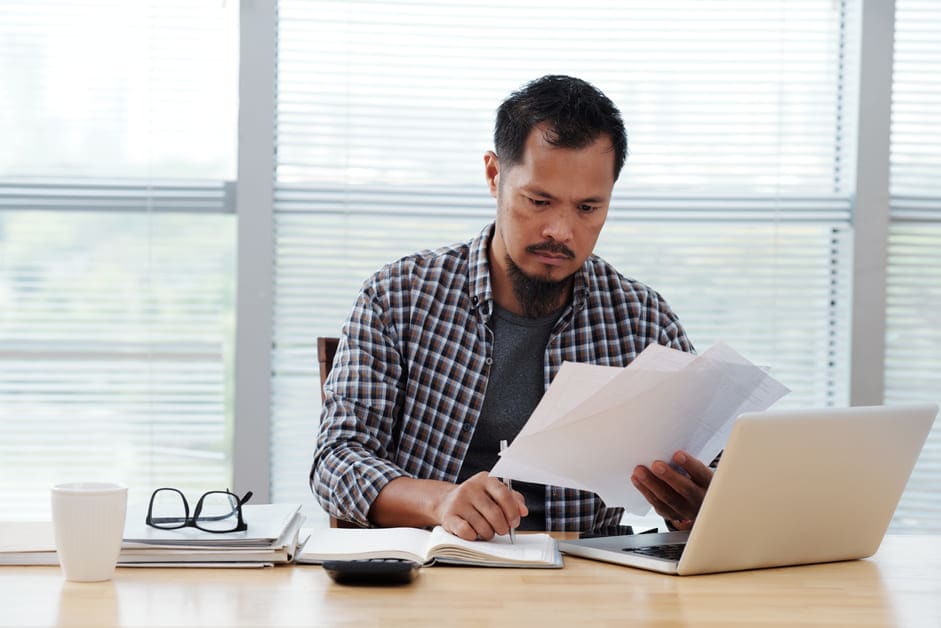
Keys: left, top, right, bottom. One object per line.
{"left": 467, "top": 223, "right": 592, "bottom": 321}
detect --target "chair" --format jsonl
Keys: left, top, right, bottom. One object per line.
{"left": 317, "top": 336, "right": 361, "bottom": 529}
{"left": 317, "top": 337, "right": 339, "bottom": 403}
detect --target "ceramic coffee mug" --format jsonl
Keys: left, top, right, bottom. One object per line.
{"left": 51, "top": 483, "right": 128, "bottom": 582}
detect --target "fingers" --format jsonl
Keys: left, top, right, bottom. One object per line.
{"left": 456, "top": 504, "right": 497, "bottom": 541}
{"left": 438, "top": 472, "right": 527, "bottom": 541}
{"left": 441, "top": 514, "right": 478, "bottom": 541}
{"left": 631, "top": 469, "right": 683, "bottom": 520}
{"left": 673, "top": 450, "right": 713, "bottom": 487}
{"left": 631, "top": 451, "right": 714, "bottom": 523}
{"left": 466, "top": 472, "right": 524, "bottom": 536}
{"left": 631, "top": 467, "right": 685, "bottom": 520}
{"left": 512, "top": 490, "right": 529, "bottom": 517}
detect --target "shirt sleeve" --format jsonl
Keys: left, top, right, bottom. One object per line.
{"left": 654, "top": 290, "right": 695, "bottom": 354}
{"left": 310, "top": 275, "right": 409, "bottom": 526}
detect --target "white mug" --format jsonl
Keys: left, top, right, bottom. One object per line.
{"left": 51, "top": 483, "right": 128, "bottom": 582}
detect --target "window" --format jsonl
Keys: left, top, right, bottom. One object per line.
{"left": 270, "top": 0, "right": 858, "bottom": 514}
{"left": 885, "top": 0, "right": 941, "bottom": 533}
{"left": 0, "top": 1, "right": 238, "bottom": 518}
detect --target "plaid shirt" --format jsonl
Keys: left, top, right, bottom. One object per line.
{"left": 312, "top": 223, "right": 693, "bottom": 531}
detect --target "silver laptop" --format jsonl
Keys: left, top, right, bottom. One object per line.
{"left": 559, "top": 403, "right": 937, "bottom": 575}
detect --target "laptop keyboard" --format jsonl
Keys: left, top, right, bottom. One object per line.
{"left": 622, "top": 544, "right": 685, "bottom": 561}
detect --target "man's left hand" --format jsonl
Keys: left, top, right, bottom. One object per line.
{"left": 631, "top": 450, "right": 712, "bottom": 531}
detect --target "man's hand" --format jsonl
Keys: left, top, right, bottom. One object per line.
{"left": 369, "top": 473, "right": 527, "bottom": 541}
{"left": 631, "top": 450, "right": 712, "bottom": 531}
{"left": 435, "top": 472, "right": 528, "bottom": 541}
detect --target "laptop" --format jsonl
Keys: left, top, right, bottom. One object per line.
{"left": 559, "top": 403, "right": 938, "bottom": 575}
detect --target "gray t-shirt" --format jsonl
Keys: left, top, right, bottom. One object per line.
{"left": 457, "top": 303, "right": 562, "bottom": 530}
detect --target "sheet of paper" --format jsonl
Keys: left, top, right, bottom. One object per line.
{"left": 490, "top": 342, "right": 789, "bottom": 515}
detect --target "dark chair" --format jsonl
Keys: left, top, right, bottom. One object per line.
{"left": 317, "top": 337, "right": 339, "bottom": 404}
{"left": 317, "top": 336, "right": 360, "bottom": 529}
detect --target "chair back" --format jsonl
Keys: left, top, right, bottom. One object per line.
{"left": 317, "top": 336, "right": 339, "bottom": 403}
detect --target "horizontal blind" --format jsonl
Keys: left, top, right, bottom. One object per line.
{"left": 0, "top": 209, "right": 235, "bottom": 518}
{"left": 0, "top": 0, "right": 237, "bottom": 179}
{"left": 0, "top": 1, "right": 237, "bottom": 519}
{"left": 0, "top": 179, "right": 234, "bottom": 214}
{"left": 276, "top": 1, "right": 855, "bottom": 195}
{"left": 271, "top": 1, "right": 857, "bottom": 509}
{"left": 886, "top": 0, "right": 941, "bottom": 533}
{"left": 597, "top": 221, "right": 852, "bottom": 408}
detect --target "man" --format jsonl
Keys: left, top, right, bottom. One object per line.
{"left": 312, "top": 75, "right": 712, "bottom": 540}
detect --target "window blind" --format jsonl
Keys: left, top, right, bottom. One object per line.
{"left": 886, "top": 0, "right": 941, "bottom": 533}
{"left": 0, "top": 1, "right": 237, "bottom": 519}
{"left": 271, "top": 0, "right": 859, "bottom": 513}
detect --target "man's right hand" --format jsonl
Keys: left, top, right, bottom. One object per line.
{"left": 368, "top": 473, "right": 527, "bottom": 541}
{"left": 435, "top": 471, "right": 527, "bottom": 541}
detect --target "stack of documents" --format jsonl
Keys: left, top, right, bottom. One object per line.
{"left": 0, "top": 521, "right": 58, "bottom": 565}
{"left": 120, "top": 503, "right": 305, "bottom": 567}
{"left": 491, "top": 342, "right": 790, "bottom": 515}
{"left": 0, "top": 503, "right": 305, "bottom": 568}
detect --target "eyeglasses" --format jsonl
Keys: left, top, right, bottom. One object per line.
{"left": 146, "top": 488, "right": 253, "bottom": 533}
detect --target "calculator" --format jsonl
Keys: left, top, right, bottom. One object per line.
{"left": 321, "top": 559, "right": 421, "bottom": 585}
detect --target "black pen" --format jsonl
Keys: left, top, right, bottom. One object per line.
{"left": 499, "top": 439, "right": 516, "bottom": 544}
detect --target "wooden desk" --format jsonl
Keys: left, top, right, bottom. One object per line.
{"left": 2, "top": 535, "right": 938, "bottom": 627}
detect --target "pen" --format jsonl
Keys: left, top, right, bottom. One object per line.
{"left": 499, "top": 439, "right": 515, "bottom": 544}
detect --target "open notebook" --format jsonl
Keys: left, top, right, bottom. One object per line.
{"left": 560, "top": 403, "right": 937, "bottom": 575}
{"left": 296, "top": 526, "right": 562, "bottom": 568}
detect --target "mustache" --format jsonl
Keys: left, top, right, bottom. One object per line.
{"left": 526, "top": 241, "right": 575, "bottom": 259}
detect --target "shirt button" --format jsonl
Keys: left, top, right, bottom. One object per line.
{"left": 485, "top": 357, "right": 493, "bottom": 365}
{"left": 462, "top": 423, "right": 473, "bottom": 433}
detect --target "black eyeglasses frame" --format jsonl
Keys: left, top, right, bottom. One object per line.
{"left": 145, "top": 487, "right": 253, "bottom": 533}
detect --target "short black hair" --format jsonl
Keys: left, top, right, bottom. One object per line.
{"left": 494, "top": 75, "right": 628, "bottom": 180}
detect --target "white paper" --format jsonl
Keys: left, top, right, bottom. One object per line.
{"left": 122, "top": 503, "right": 302, "bottom": 547}
{"left": 490, "top": 342, "right": 789, "bottom": 515}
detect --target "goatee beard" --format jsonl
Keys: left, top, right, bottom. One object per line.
{"left": 505, "top": 255, "right": 571, "bottom": 318}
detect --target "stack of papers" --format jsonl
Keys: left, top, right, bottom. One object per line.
{"left": 0, "top": 503, "right": 306, "bottom": 568}
{"left": 121, "top": 503, "right": 306, "bottom": 567}
{"left": 491, "top": 342, "right": 790, "bottom": 515}
{"left": 0, "top": 521, "right": 57, "bottom": 565}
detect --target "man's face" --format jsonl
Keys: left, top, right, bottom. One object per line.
{"left": 486, "top": 126, "right": 615, "bottom": 290}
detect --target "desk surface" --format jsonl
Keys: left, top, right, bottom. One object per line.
{"left": 2, "top": 535, "right": 939, "bottom": 627}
